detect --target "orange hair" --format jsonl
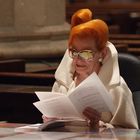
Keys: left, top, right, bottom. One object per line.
{"left": 69, "top": 19, "right": 109, "bottom": 51}
{"left": 71, "top": 9, "right": 92, "bottom": 28}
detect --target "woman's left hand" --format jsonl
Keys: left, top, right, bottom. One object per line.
{"left": 83, "top": 107, "right": 101, "bottom": 129}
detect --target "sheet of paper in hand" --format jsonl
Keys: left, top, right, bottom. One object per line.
{"left": 33, "top": 72, "right": 114, "bottom": 120}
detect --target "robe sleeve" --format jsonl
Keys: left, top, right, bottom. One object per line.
{"left": 110, "top": 77, "right": 139, "bottom": 129}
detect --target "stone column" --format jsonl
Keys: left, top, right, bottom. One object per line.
{"left": 0, "top": 0, "right": 70, "bottom": 60}
{"left": 0, "top": 0, "right": 14, "bottom": 27}
{"left": 0, "top": 0, "right": 66, "bottom": 30}
{"left": 14, "top": 0, "right": 66, "bottom": 30}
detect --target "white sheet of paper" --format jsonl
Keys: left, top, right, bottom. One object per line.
{"left": 33, "top": 72, "right": 114, "bottom": 119}
{"left": 35, "top": 91, "right": 64, "bottom": 101}
{"left": 68, "top": 72, "right": 114, "bottom": 113}
{"left": 33, "top": 95, "right": 81, "bottom": 119}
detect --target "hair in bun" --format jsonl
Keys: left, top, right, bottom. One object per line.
{"left": 71, "top": 9, "right": 92, "bottom": 28}
{"left": 69, "top": 9, "right": 109, "bottom": 51}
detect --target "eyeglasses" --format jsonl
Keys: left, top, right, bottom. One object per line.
{"left": 69, "top": 49, "right": 96, "bottom": 61}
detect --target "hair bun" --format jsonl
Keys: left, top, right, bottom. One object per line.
{"left": 69, "top": 18, "right": 109, "bottom": 50}
{"left": 71, "top": 9, "right": 92, "bottom": 28}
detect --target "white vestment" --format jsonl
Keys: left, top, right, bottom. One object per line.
{"left": 52, "top": 42, "right": 138, "bottom": 129}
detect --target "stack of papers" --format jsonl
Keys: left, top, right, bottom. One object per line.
{"left": 33, "top": 72, "right": 114, "bottom": 119}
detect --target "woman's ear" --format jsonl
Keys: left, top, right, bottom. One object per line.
{"left": 101, "top": 47, "right": 108, "bottom": 59}
{"left": 98, "top": 47, "right": 108, "bottom": 65}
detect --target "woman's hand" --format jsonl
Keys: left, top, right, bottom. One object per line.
{"left": 83, "top": 107, "right": 101, "bottom": 129}
{"left": 42, "top": 115, "right": 59, "bottom": 123}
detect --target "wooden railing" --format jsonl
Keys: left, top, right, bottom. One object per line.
{"left": 109, "top": 34, "right": 140, "bottom": 55}
{"left": 66, "top": 2, "right": 140, "bottom": 34}
{"left": 0, "top": 71, "right": 56, "bottom": 123}
{"left": 66, "top": 2, "right": 140, "bottom": 21}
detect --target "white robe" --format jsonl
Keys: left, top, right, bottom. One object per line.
{"left": 52, "top": 42, "right": 139, "bottom": 129}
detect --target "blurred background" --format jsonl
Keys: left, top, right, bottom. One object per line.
{"left": 0, "top": 0, "right": 139, "bottom": 124}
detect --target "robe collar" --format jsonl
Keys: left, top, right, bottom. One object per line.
{"left": 98, "top": 42, "right": 120, "bottom": 88}
{"left": 54, "top": 42, "right": 120, "bottom": 89}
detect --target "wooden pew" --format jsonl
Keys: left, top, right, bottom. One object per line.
{"left": 109, "top": 34, "right": 140, "bottom": 55}
{"left": 0, "top": 72, "right": 55, "bottom": 86}
{"left": 0, "top": 84, "right": 51, "bottom": 123}
{"left": 114, "top": 44, "right": 128, "bottom": 53}
{"left": 66, "top": 2, "right": 140, "bottom": 34}
{"left": 66, "top": 2, "right": 140, "bottom": 21}
{"left": 0, "top": 71, "right": 56, "bottom": 123}
{"left": 109, "top": 34, "right": 140, "bottom": 40}
{"left": 0, "top": 59, "right": 25, "bottom": 72}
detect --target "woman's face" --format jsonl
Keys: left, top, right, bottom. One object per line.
{"left": 70, "top": 37, "right": 103, "bottom": 76}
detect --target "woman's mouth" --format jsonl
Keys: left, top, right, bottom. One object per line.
{"left": 75, "top": 64, "right": 86, "bottom": 70}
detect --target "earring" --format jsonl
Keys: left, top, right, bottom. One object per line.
{"left": 98, "top": 58, "right": 103, "bottom": 65}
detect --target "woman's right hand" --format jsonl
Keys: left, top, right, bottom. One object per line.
{"left": 42, "top": 115, "right": 49, "bottom": 123}
{"left": 83, "top": 107, "right": 101, "bottom": 129}
{"left": 42, "top": 115, "right": 61, "bottom": 123}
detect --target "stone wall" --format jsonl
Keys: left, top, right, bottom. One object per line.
{"left": 0, "top": 0, "right": 70, "bottom": 59}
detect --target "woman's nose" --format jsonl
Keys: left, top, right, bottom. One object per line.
{"left": 73, "top": 56, "right": 82, "bottom": 63}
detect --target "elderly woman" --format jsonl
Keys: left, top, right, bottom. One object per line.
{"left": 44, "top": 9, "right": 138, "bottom": 129}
